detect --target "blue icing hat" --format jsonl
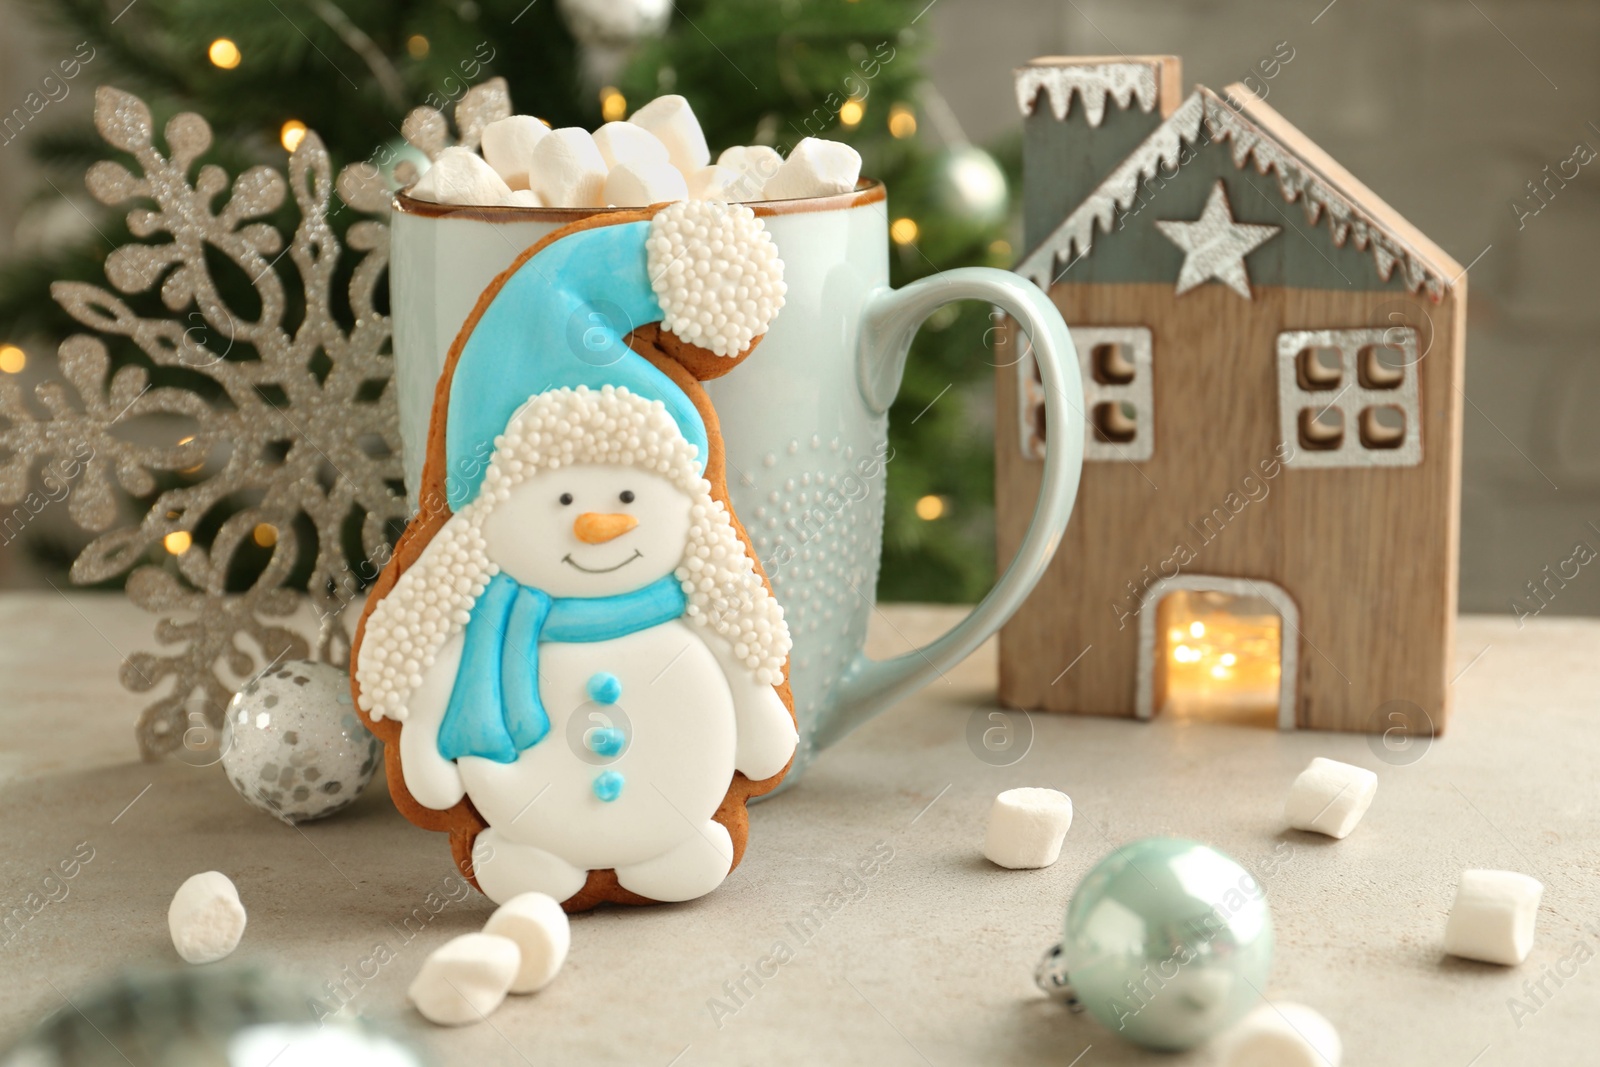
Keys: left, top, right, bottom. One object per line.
{"left": 443, "top": 220, "right": 710, "bottom": 508}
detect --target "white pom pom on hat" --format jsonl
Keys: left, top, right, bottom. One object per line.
{"left": 646, "top": 200, "right": 787, "bottom": 358}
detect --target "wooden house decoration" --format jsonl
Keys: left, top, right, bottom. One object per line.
{"left": 996, "top": 55, "right": 1466, "bottom": 734}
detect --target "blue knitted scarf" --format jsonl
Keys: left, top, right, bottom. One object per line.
{"left": 437, "top": 571, "right": 687, "bottom": 763}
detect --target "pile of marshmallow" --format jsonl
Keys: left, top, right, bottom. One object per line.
{"left": 410, "top": 93, "right": 862, "bottom": 210}
{"left": 408, "top": 892, "right": 570, "bottom": 1026}
{"left": 164, "top": 870, "right": 571, "bottom": 1029}
{"left": 980, "top": 759, "right": 1548, "bottom": 1067}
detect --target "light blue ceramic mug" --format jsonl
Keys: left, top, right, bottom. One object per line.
{"left": 390, "top": 182, "right": 1084, "bottom": 782}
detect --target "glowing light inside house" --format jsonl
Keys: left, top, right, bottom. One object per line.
{"left": 1161, "top": 589, "right": 1282, "bottom": 719}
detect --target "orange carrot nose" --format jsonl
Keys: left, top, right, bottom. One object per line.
{"left": 574, "top": 512, "right": 639, "bottom": 544}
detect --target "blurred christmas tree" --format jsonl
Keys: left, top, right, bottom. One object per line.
{"left": 2, "top": 0, "right": 1015, "bottom": 601}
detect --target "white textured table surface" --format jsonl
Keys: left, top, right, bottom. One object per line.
{"left": 1, "top": 594, "right": 1596, "bottom": 1066}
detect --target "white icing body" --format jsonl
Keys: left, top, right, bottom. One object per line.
{"left": 461, "top": 623, "right": 748, "bottom": 867}
{"left": 402, "top": 616, "right": 793, "bottom": 902}
{"left": 363, "top": 451, "right": 797, "bottom": 905}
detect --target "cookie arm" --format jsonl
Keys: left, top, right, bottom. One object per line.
{"left": 702, "top": 631, "right": 797, "bottom": 781}
{"left": 396, "top": 632, "right": 468, "bottom": 810}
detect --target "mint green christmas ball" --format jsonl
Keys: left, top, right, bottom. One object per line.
{"left": 1060, "top": 837, "right": 1274, "bottom": 1051}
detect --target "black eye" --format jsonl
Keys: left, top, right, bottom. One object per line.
{"left": 559, "top": 493, "right": 573, "bottom": 505}
{"left": 619, "top": 490, "right": 635, "bottom": 504}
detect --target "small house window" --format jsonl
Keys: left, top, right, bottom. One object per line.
{"left": 1276, "top": 328, "right": 1421, "bottom": 468}
{"left": 1019, "top": 326, "right": 1154, "bottom": 462}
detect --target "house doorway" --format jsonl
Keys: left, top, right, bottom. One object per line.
{"left": 1136, "top": 576, "right": 1298, "bottom": 730}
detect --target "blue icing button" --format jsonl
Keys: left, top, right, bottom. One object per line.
{"left": 593, "top": 770, "right": 625, "bottom": 802}
{"left": 587, "top": 672, "right": 622, "bottom": 705}
{"left": 587, "top": 727, "right": 626, "bottom": 758}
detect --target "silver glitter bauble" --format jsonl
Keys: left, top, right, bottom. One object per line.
{"left": 221, "top": 661, "right": 381, "bottom": 823}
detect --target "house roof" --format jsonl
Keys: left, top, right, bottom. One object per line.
{"left": 1015, "top": 84, "right": 1463, "bottom": 302}
{"left": 1014, "top": 55, "right": 1174, "bottom": 127}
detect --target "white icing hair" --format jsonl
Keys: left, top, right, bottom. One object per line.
{"left": 647, "top": 200, "right": 786, "bottom": 358}
{"left": 357, "top": 385, "right": 791, "bottom": 721}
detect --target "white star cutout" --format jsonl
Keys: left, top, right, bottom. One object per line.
{"left": 1155, "top": 180, "right": 1281, "bottom": 299}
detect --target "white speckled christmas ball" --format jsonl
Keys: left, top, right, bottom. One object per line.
{"left": 221, "top": 660, "right": 382, "bottom": 823}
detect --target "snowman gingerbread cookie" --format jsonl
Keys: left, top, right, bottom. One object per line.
{"left": 352, "top": 201, "right": 796, "bottom": 911}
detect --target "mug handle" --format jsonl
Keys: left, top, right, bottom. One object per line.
{"left": 814, "top": 267, "right": 1085, "bottom": 751}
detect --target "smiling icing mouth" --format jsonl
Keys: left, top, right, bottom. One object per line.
{"left": 562, "top": 550, "right": 643, "bottom": 574}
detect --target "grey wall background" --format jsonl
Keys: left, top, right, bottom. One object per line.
{"left": 1, "top": 0, "right": 1597, "bottom": 616}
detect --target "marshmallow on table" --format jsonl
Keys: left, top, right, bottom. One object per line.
{"left": 762, "top": 137, "right": 862, "bottom": 200}
{"left": 604, "top": 161, "right": 689, "bottom": 207}
{"left": 717, "top": 144, "right": 784, "bottom": 193}
{"left": 480, "top": 115, "right": 549, "bottom": 190}
{"left": 1444, "top": 869, "right": 1543, "bottom": 965}
{"left": 409, "top": 933, "right": 521, "bottom": 1025}
{"left": 628, "top": 94, "right": 710, "bottom": 173}
{"left": 483, "top": 892, "right": 571, "bottom": 994}
{"left": 593, "top": 121, "right": 670, "bottom": 170}
{"left": 528, "top": 127, "right": 608, "bottom": 208}
{"left": 409, "top": 146, "right": 513, "bottom": 207}
{"left": 1283, "top": 757, "right": 1377, "bottom": 839}
{"left": 983, "top": 787, "right": 1073, "bottom": 869}
{"left": 168, "top": 871, "right": 247, "bottom": 964}
{"left": 1219, "top": 1002, "right": 1342, "bottom": 1067}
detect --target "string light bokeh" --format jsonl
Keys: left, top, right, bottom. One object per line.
{"left": 1158, "top": 589, "right": 1283, "bottom": 722}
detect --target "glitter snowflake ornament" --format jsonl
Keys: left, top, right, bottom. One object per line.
{"left": 0, "top": 86, "right": 436, "bottom": 759}
{"left": 392, "top": 76, "right": 511, "bottom": 181}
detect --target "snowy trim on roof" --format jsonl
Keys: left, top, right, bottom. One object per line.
{"left": 1016, "top": 88, "right": 1452, "bottom": 301}
{"left": 1014, "top": 61, "right": 1161, "bottom": 128}
{"left": 1016, "top": 93, "right": 1205, "bottom": 286}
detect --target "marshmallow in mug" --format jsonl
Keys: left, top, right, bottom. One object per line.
{"left": 761, "top": 137, "right": 862, "bottom": 200}
{"left": 593, "top": 120, "right": 671, "bottom": 169}
{"left": 604, "top": 160, "right": 689, "bottom": 207}
{"left": 409, "top": 146, "right": 512, "bottom": 207}
{"left": 626, "top": 93, "right": 710, "bottom": 172}
{"left": 480, "top": 115, "right": 548, "bottom": 190}
{"left": 529, "top": 127, "right": 609, "bottom": 208}
{"left": 405, "top": 94, "right": 861, "bottom": 209}
{"left": 716, "top": 144, "right": 784, "bottom": 199}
